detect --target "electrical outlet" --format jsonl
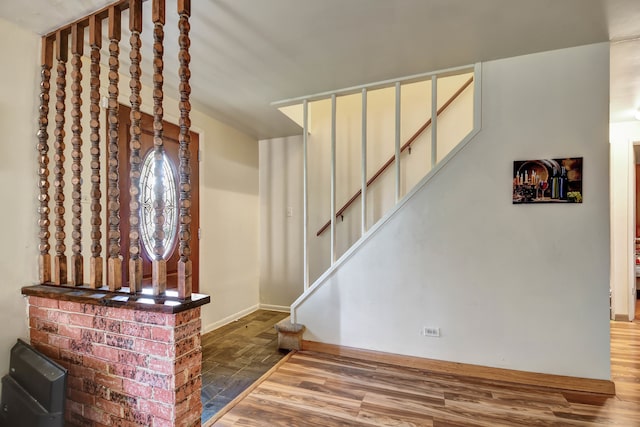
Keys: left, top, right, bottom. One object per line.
{"left": 423, "top": 327, "right": 440, "bottom": 337}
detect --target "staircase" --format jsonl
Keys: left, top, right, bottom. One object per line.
{"left": 272, "top": 64, "right": 481, "bottom": 313}
{"left": 268, "top": 64, "right": 481, "bottom": 353}
{"left": 267, "top": 44, "right": 613, "bottom": 390}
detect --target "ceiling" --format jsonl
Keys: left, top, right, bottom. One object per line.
{"left": 1, "top": 0, "right": 640, "bottom": 140}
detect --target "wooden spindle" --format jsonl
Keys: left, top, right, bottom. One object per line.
{"left": 70, "top": 24, "right": 84, "bottom": 286}
{"left": 128, "top": 0, "right": 143, "bottom": 293}
{"left": 107, "top": 6, "right": 122, "bottom": 291}
{"left": 37, "top": 37, "right": 54, "bottom": 284}
{"left": 89, "top": 15, "right": 103, "bottom": 289}
{"left": 152, "top": 0, "right": 167, "bottom": 295}
{"left": 53, "top": 30, "right": 69, "bottom": 285}
{"left": 177, "top": 0, "right": 192, "bottom": 299}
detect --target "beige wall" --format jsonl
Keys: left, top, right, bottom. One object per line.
{"left": 259, "top": 135, "right": 304, "bottom": 309}
{"left": 196, "top": 115, "right": 260, "bottom": 331}
{"left": 91, "top": 58, "right": 261, "bottom": 332}
{"left": 89, "top": 57, "right": 261, "bottom": 333}
{"left": 0, "top": 17, "right": 40, "bottom": 390}
{"left": 130, "top": 77, "right": 260, "bottom": 333}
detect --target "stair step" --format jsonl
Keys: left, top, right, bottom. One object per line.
{"left": 274, "top": 316, "right": 305, "bottom": 351}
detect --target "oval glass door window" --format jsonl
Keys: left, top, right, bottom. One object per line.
{"left": 139, "top": 150, "right": 178, "bottom": 259}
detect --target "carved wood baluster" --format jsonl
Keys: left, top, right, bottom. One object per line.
{"left": 128, "top": 0, "right": 143, "bottom": 293}
{"left": 53, "top": 30, "right": 69, "bottom": 285}
{"left": 89, "top": 16, "right": 103, "bottom": 289}
{"left": 152, "top": 0, "right": 167, "bottom": 296}
{"left": 107, "top": 6, "right": 122, "bottom": 291}
{"left": 177, "top": 0, "right": 192, "bottom": 299}
{"left": 38, "top": 37, "right": 54, "bottom": 284}
{"left": 70, "top": 24, "right": 84, "bottom": 286}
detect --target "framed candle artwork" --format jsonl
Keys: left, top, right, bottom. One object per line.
{"left": 512, "top": 157, "right": 582, "bottom": 204}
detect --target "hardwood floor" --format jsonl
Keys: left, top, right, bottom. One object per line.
{"left": 611, "top": 298, "right": 640, "bottom": 409}
{"left": 209, "top": 311, "right": 640, "bottom": 426}
{"left": 200, "top": 310, "right": 290, "bottom": 423}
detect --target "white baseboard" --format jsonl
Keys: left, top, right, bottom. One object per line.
{"left": 202, "top": 304, "right": 259, "bottom": 334}
{"left": 259, "top": 304, "right": 291, "bottom": 313}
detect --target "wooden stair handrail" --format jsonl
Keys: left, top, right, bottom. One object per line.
{"left": 316, "top": 76, "right": 474, "bottom": 236}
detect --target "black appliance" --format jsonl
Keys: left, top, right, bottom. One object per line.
{"left": 0, "top": 339, "right": 66, "bottom": 427}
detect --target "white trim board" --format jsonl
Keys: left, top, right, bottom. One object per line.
{"left": 259, "top": 304, "right": 291, "bottom": 313}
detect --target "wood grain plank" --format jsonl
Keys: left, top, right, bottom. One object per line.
{"left": 302, "top": 340, "right": 615, "bottom": 395}
{"left": 210, "top": 305, "right": 640, "bottom": 427}
{"left": 356, "top": 405, "right": 434, "bottom": 427}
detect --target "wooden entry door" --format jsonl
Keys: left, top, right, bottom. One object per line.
{"left": 116, "top": 105, "right": 200, "bottom": 292}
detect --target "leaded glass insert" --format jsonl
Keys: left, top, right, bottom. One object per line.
{"left": 139, "top": 150, "right": 178, "bottom": 259}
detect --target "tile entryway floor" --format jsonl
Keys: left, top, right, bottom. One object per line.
{"left": 200, "top": 310, "right": 290, "bottom": 423}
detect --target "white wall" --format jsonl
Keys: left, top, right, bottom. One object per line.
{"left": 259, "top": 136, "right": 304, "bottom": 309}
{"left": 0, "top": 17, "right": 40, "bottom": 391}
{"left": 294, "top": 43, "right": 611, "bottom": 380}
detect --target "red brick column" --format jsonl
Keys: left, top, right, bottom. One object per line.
{"left": 26, "top": 295, "right": 204, "bottom": 427}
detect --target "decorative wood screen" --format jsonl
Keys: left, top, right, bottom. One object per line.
{"left": 36, "top": 0, "right": 194, "bottom": 299}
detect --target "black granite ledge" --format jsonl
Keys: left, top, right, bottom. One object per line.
{"left": 22, "top": 284, "right": 210, "bottom": 314}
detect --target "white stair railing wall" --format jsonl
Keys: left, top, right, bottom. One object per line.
{"left": 273, "top": 63, "right": 481, "bottom": 293}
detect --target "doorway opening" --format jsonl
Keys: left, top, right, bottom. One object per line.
{"left": 632, "top": 142, "right": 640, "bottom": 317}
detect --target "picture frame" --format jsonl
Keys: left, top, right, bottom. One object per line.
{"left": 513, "top": 157, "right": 582, "bottom": 204}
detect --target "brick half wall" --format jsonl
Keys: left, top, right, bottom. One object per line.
{"left": 26, "top": 293, "right": 205, "bottom": 427}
